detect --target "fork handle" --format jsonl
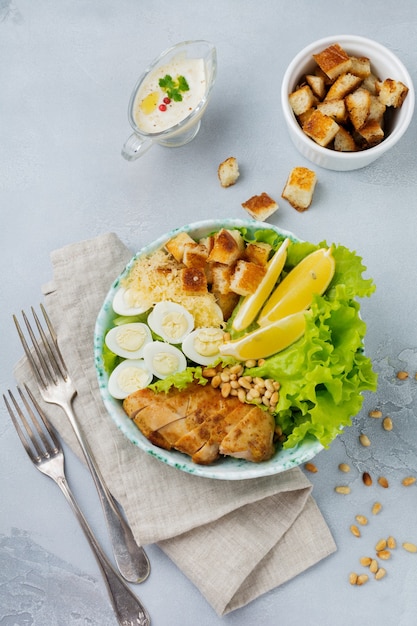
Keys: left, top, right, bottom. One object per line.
{"left": 56, "top": 474, "right": 151, "bottom": 626}
{"left": 59, "top": 398, "right": 150, "bottom": 583}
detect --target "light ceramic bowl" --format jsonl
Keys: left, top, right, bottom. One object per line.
{"left": 94, "top": 219, "right": 325, "bottom": 480}
{"left": 281, "top": 35, "right": 415, "bottom": 171}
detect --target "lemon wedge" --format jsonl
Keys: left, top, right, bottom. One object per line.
{"left": 232, "top": 238, "right": 290, "bottom": 332}
{"left": 220, "top": 311, "right": 306, "bottom": 361}
{"left": 258, "top": 247, "right": 335, "bottom": 327}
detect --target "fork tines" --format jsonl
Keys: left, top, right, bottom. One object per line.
{"left": 4, "top": 385, "right": 60, "bottom": 464}
{"left": 14, "top": 305, "right": 68, "bottom": 389}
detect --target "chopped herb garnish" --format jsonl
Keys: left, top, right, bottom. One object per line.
{"left": 159, "top": 74, "right": 190, "bottom": 102}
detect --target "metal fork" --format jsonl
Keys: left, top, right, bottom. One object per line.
{"left": 14, "top": 305, "right": 150, "bottom": 583}
{"left": 4, "top": 386, "right": 151, "bottom": 626}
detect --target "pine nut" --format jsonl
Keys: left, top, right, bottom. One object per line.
{"left": 245, "top": 359, "right": 257, "bottom": 368}
{"left": 335, "top": 486, "right": 351, "bottom": 494}
{"left": 372, "top": 502, "right": 382, "bottom": 515}
{"left": 375, "top": 567, "right": 387, "bottom": 580}
{"left": 265, "top": 379, "right": 275, "bottom": 392}
{"left": 359, "top": 433, "right": 371, "bottom": 447}
{"left": 349, "top": 572, "right": 358, "bottom": 585}
{"left": 387, "top": 536, "right": 396, "bottom": 549}
{"left": 402, "top": 542, "right": 417, "bottom": 553}
{"left": 360, "top": 556, "right": 372, "bottom": 567}
{"left": 378, "top": 476, "right": 389, "bottom": 488}
{"left": 237, "top": 388, "right": 246, "bottom": 403}
{"left": 257, "top": 359, "right": 266, "bottom": 367}
{"left": 211, "top": 375, "right": 221, "bottom": 388}
{"left": 202, "top": 367, "right": 217, "bottom": 377}
{"left": 238, "top": 376, "right": 252, "bottom": 390}
{"left": 362, "top": 472, "right": 372, "bottom": 486}
{"left": 220, "top": 372, "right": 230, "bottom": 382}
{"left": 270, "top": 391, "right": 279, "bottom": 405}
{"left": 230, "top": 380, "right": 239, "bottom": 389}
{"left": 339, "top": 463, "right": 351, "bottom": 473}
{"left": 254, "top": 377, "right": 265, "bottom": 387}
{"left": 350, "top": 525, "right": 361, "bottom": 538}
{"left": 369, "top": 559, "right": 378, "bottom": 574}
{"left": 262, "top": 395, "right": 270, "bottom": 407}
{"left": 397, "top": 370, "right": 409, "bottom": 380}
{"left": 305, "top": 462, "right": 318, "bottom": 473}
{"left": 402, "top": 476, "right": 416, "bottom": 487}
{"left": 369, "top": 409, "right": 382, "bottom": 418}
{"left": 383, "top": 416, "right": 393, "bottom": 431}
{"left": 375, "top": 539, "right": 387, "bottom": 551}
{"left": 356, "top": 515, "right": 368, "bottom": 526}
{"left": 230, "top": 364, "right": 243, "bottom": 375}
{"left": 221, "top": 382, "right": 231, "bottom": 398}
{"left": 377, "top": 550, "right": 391, "bottom": 560}
{"left": 356, "top": 574, "right": 369, "bottom": 585}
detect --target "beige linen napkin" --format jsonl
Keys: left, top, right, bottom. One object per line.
{"left": 14, "top": 232, "right": 336, "bottom": 616}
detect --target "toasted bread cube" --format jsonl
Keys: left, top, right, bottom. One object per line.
{"left": 378, "top": 78, "right": 409, "bottom": 108}
{"left": 316, "top": 99, "right": 347, "bottom": 124}
{"left": 182, "top": 242, "right": 209, "bottom": 269}
{"left": 334, "top": 126, "right": 357, "bottom": 152}
{"left": 313, "top": 43, "right": 352, "bottom": 80}
{"left": 230, "top": 260, "right": 266, "bottom": 296}
{"left": 305, "top": 74, "right": 326, "bottom": 100}
{"left": 357, "top": 119, "right": 384, "bottom": 147}
{"left": 297, "top": 107, "right": 315, "bottom": 126}
{"left": 208, "top": 229, "right": 244, "bottom": 265}
{"left": 368, "top": 95, "right": 386, "bottom": 124}
{"left": 199, "top": 235, "right": 214, "bottom": 254}
{"left": 345, "top": 88, "right": 371, "bottom": 130}
{"left": 244, "top": 241, "right": 272, "bottom": 267}
{"left": 288, "top": 84, "right": 316, "bottom": 116}
{"left": 210, "top": 263, "right": 233, "bottom": 295}
{"left": 362, "top": 73, "right": 380, "bottom": 95}
{"left": 165, "top": 232, "right": 195, "bottom": 263}
{"left": 218, "top": 156, "right": 240, "bottom": 187}
{"left": 181, "top": 267, "right": 208, "bottom": 295}
{"left": 213, "top": 291, "right": 240, "bottom": 321}
{"left": 349, "top": 56, "right": 371, "bottom": 79}
{"left": 282, "top": 167, "right": 317, "bottom": 212}
{"left": 241, "top": 192, "right": 279, "bottom": 221}
{"left": 302, "top": 109, "right": 339, "bottom": 147}
{"left": 324, "top": 72, "right": 363, "bottom": 101}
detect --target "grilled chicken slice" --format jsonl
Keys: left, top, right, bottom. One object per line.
{"left": 123, "top": 382, "right": 276, "bottom": 464}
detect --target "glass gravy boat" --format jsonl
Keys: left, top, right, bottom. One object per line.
{"left": 122, "top": 40, "right": 217, "bottom": 161}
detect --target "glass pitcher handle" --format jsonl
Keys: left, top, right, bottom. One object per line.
{"left": 121, "top": 133, "right": 153, "bottom": 161}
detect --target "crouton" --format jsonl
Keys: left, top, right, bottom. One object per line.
{"left": 181, "top": 267, "right": 208, "bottom": 295}
{"left": 241, "top": 192, "right": 279, "bottom": 221}
{"left": 302, "top": 109, "right": 339, "bottom": 147}
{"left": 345, "top": 88, "right": 371, "bottom": 130}
{"left": 208, "top": 229, "right": 244, "bottom": 265}
{"left": 210, "top": 263, "right": 233, "bottom": 295}
{"left": 349, "top": 56, "right": 371, "bottom": 79}
{"left": 230, "top": 260, "right": 266, "bottom": 296}
{"left": 213, "top": 291, "right": 240, "bottom": 321}
{"left": 324, "top": 72, "right": 363, "bottom": 101}
{"left": 362, "top": 72, "right": 380, "bottom": 95}
{"left": 378, "top": 78, "right": 409, "bottom": 108}
{"left": 281, "top": 167, "right": 317, "bottom": 212}
{"left": 182, "top": 243, "right": 209, "bottom": 269}
{"left": 334, "top": 126, "right": 357, "bottom": 152}
{"left": 297, "top": 107, "right": 315, "bottom": 126}
{"left": 288, "top": 84, "right": 316, "bottom": 116}
{"left": 357, "top": 119, "right": 384, "bottom": 147}
{"left": 244, "top": 241, "right": 272, "bottom": 267}
{"left": 305, "top": 74, "right": 326, "bottom": 100}
{"left": 313, "top": 43, "right": 352, "bottom": 80}
{"left": 316, "top": 99, "right": 347, "bottom": 124}
{"left": 165, "top": 232, "right": 196, "bottom": 263}
{"left": 218, "top": 157, "right": 240, "bottom": 187}
{"left": 368, "top": 95, "right": 386, "bottom": 124}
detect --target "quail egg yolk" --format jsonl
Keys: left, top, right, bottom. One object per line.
{"left": 117, "top": 366, "right": 150, "bottom": 394}
{"left": 151, "top": 351, "right": 180, "bottom": 377}
{"left": 193, "top": 328, "right": 224, "bottom": 356}
{"left": 161, "top": 312, "right": 189, "bottom": 342}
{"left": 116, "top": 326, "right": 147, "bottom": 352}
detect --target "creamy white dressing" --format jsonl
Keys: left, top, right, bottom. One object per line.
{"left": 134, "top": 57, "right": 206, "bottom": 133}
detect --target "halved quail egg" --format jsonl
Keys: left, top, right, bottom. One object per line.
{"left": 182, "top": 327, "right": 225, "bottom": 366}
{"left": 143, "top": 341, "right": 187, "bottom": 379}
{"left": 105, "top": 323, "right": 152, "bottom": 359}
{"left": 112, "top": 286, "right": 150, "bottom": 316}
{"left": 108, "top": 359, "right": 152, "bottom": 399}
{"left": 147, "top": 301, "right": 194, "bottom": 344}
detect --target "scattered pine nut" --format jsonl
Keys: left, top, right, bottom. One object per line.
{"left": 356, "top": 574, "right": 369, "bottom": 585}
{"left": 375, "top": 567, "right": 387, "bottom": 580}
{"left": 350, "top": 524, "right": 361, "bottom": 538}
{"left": 339, "top": 462, "right": 351, "bottom": 473}
{"left": 375, "top": 539, "right": 387, "bottom": 551}
{"left": 359, "top": 433, "right": 371, "bottom": 447}
{"left": 402, "top": 542, "right": 417, "bottom": 553}
{"left": 305, "top": 462, "right": 318, "bottom": 473}
{"left": 372, "top": 502, "right": 382, "bottom": 515}
{"left": 369, "top": 559, "right": 378, "bottom": 574}
{"left": 360, "top": 556, "right": 372, "bottom": 567}
{"left": 378, "top": 476, "right": 389, "bottom": 488}
{"left": 349, "top": 572, "right": 358, "bottom": 585}
{"left": 356, "top": 515, "right": 368, "bottom": 526}
{"left": 368, "top": 409, "right": 382, "bottom": 418}
{"left": 335, "top": 486, "right": 351, "bottom": 495}
{"left": 362, "top": 471, "right": 372, "bottom": 486}
{"left": 387, "top": 536, "right": 397, "bottom": 549}
{"left": 402, "top": 476, "right": 416, "bottom": 487}
{"left": 396, "top": 370, "right": 409, "bottom": 380}
{"left": 383, "top": 416, "right": 393, "bottom": 431}
{"left": 377, "top": 550, "right": 391, "bottom": 560}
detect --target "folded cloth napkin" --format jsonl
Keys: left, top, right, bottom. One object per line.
{"left": 14, "top": 232, "right": 336, "bottom": 616}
